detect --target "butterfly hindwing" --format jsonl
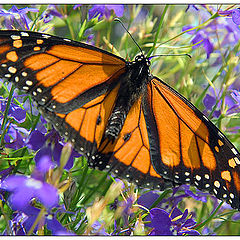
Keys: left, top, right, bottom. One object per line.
{"left": 90, "top": 95, "right": 172, "bottom": 190}
{"left": 147, "top": 77, "right": 240, "bottom": 209}
{"left": 41, "top": 83, "right": 121, "bottom": 157}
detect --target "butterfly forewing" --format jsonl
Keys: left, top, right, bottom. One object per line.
{"left": 0, "top": 30, "right": 126, "bottom": 114}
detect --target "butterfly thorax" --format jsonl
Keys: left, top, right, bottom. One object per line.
{"left": 104, "top": 54, "right": 151, "bottom": 141}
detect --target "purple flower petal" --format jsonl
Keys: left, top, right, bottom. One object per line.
{"left": 203, "top": 94, "right": 216, "bottom": 110}
{"left": 52, "top": 141, "right": 63, "bottom": 166}
{"left": 35, "top": 147, "right": 55, "bottom": 173}
{"left": 149, "top": 208, "right": 171, "bottom": 230}
{"left": 170, "top": 207, "right": 183, "bottom": 220}
{"left": 183, "top": 218, "right": 196, "bottom": 228}
{"left": 182, "top": 25, "right": 196, "bottom": 34}
{"left": 5, "top": 126, "right": 26, "bottom": 150}
{"left": 202, "top": 38, "right": 214, "bottom": 58}
{"left": 36, "top": 182, "right": 59, "bottom": 208}
{"left": 88, "top": 5, "right": 105, "bottom": 19}
{"left": 192, "top": 33, "right": 204, "bottom": 48}
{"left": 213, "top": 109, "right": 221, "bottom": 118}
{"left": 2, "top": 175, "right": 59, "bottom": 210}
{"left": 138, "top": 191, "right": 160, "bottom": 209}
{"left": 8, "top": 106, "right": 26, "bottom": 123}
{"left": 46, "top": 216, "right": 69, "bottom": 234}
{"left": 232, "top": 9, "right": 240, "bottom": 25}
{"left": 26, "top": 130, "right": 46, "bottom": 151}
{"left": 150, "top": 228, "right": 173, "bottom": 236}
{"left": 106, "top": 5, "right": 124, "bottom": 17}
{"left": 1, "top": 175, "right": 26, "bottom": 191}
{"left": 88, "top": 4, "right": 124, "bottom": 20}
{"left": 10, "top": 186, "right": 34, "bottom": 210}
{"left": 179, "top": 229, "right": 200, "bottom": 235}
{"left": 73, "top": 4, "right": 81, "bottom": 10}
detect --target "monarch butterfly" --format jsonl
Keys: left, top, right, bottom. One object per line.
{"left": 0, "top": 29, "right": 240, "bottom": 210}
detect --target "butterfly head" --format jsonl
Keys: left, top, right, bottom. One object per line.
{"left": 134, "top": 54, "right": 151, "bottom": 67}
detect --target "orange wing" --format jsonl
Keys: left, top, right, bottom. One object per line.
{"left": 41, "top": 84, "right": 120, "bottom": 157}
{"left": 146, "top": 77, "right": 240, "bottom": 208}
{"left": 0, "top": 30, "right": 125, "bottom": 113}
{"left": 89, "top": 96, "right": 172, "bottom": 190}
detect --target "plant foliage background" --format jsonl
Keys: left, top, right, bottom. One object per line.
{"left": 0, "top": 4, "right": 240, "bottom": 235}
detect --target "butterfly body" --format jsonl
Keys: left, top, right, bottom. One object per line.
{"left": 1, "top": 30, "right": 240, "bottom": 209}
{"left": 105, "top": 54, "right": 150, "bottom": 141}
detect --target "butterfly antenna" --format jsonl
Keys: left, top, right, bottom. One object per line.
{"left": 149, "top": 53, "right": 191, "bottom": 60}
{"left": 114, "top": 18, "right": 144, "bottom": 55}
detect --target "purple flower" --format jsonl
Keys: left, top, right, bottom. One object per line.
{"left": 88, "top": 5, "right": 124, "bottom": 20}
{"left": 35, "top": 147, "right": 55, "bottom": 174}
{"left": 0, "top": 5, "right": 38, "bottom": 30}
{"left": 4, "top": 125, "right": 28, "bottom": 150}
{"left": 90, "top": 221, "right": 109, "bottom": 235}
{"left": 219, "top": 8, "right": 240, "bottom": 25}
{"left": 73, "top": 4, "right": 81, "bottom": 10}
{"left": 138, "top": 186, "right": 208, "bottom": 212}
{"left": 0, "top": 166, "right": 14, "bottom": 181}
{"left": 8, "top": 211, "right": 28, "bottom": 235}
{"left": 203, "top": 86, "right": 240, "bottom": 118}
{"left": 1, "top": 175, "right": 59, "bottom": 211}
{"left": 202, "top": 87, "right": 222, "bottom": 118}
{"left": 0, "top": 97, "right": 26, "bottom": 123}
{"left": 221, "top": 18, "right": 240, "bottom": 47}
{"left": 26, "top": 129, "right": 80, "bottom": 170}
{"left": 10, "top": 205, "right": 72, "bottom": 235}
{"left": 138, "top": 191, "right": 161, "bottom": 209}
{"left": 227, "top": 90, "right": 240, "bottom": 115}
{"left": 183, "top": 7, "right": 240, "bottom": 59}
{"left": 182, "top": 25, "right": 214, "bottom": 59}
{"left": 145, "top": 207, "right": 200, "bottom": 236}
{"left": 40, "top": 5, "right": 63, "bottom": 23}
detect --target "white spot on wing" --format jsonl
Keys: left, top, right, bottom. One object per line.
{"left": 26, "top": 80, "right": 33, "bottom": 86}
{"left": 218, "top": 131, "right": 224, "bottom": 138}
{"left": 21, "top": 32, "right": 29, "bottom": 37}
{"left": 195, "top": 175, "right": 201, "bottom": 181}
{"left": 22, "top": 71, "right": 27, "bottom": 77}
{"left": 234, "top": 157, "right": 240, "bottom": 165}
{"left": 203, "top": 115, "right": 209, "bottom": 121}
{"left": 8, "top": 66, "right": 17, "bottom": 73}
{"left": 214, "top": 180, "right": 220, "bottom": 188}
{"left": 232, "top": 148, "right": 238, "bottom": 155}
{"left": 11, "top": 35, "right": 21, "bottom": 40}
{"left": 37, "top": 88, "right": 42, "bottom": 93}
{"left": 42, "top": 34, "right": 51, "bottom": 39}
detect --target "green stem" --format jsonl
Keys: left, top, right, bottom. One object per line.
{"left": 155, "top": 13, "right": 218, "bottom": 50}
{"left": 27, "top": 207, "right": 46, "bottom": 235}
{"left": 195, "top": 201, "right": 224, "bottom": 230}
{"left": 147, "top": 5, "right": 169, "bottom": 58}
{"left": 0, "top": 85, "right": 15, "bottom": 146}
